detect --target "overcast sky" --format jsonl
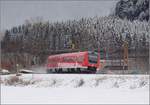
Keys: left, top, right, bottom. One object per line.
{"left": 0, "top": 0, "right": 117, "bottom": 31}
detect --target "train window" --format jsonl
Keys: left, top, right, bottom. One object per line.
{"left": 77, "top": 56, "right": 84, "bottom": 63}
{"left": 100, "top": 51, "right": 104, "bottom": 59}
{"left": 63, "top": 57, "right": 75, "bottom": 62}
{"left": 100, "top": 49, "right": 107, "bottom": 60}
{"left": 88, "top": 51, "right": 98, "bottom": 64}
{"left": 48, "top": 59, "right": 55, "bottom": 63}
{"left": 48, "top": 57, "right": 60, "bottom": 63}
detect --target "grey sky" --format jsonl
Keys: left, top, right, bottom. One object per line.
{"left": 0, "top": 0, "right": 117, "bottom": 31}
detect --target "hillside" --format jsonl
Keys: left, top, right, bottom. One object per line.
{"left": 115, "top": 0, "right": 149, "bottom": 21}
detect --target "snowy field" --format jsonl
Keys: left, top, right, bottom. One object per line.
{"left": 1, "top": 74, "right": 149, "bottom": 104}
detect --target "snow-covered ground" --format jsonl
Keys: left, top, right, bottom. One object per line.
{"left": 1, "top": 74, "right": 149, "bottom": 104}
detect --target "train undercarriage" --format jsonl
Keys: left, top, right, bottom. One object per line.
{"left": 47, "top": 66, "right": 97, "bottom": 74}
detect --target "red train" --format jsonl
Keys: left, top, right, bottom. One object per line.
{"left": 46, "top": 51, "right": 106, "bottom": 73}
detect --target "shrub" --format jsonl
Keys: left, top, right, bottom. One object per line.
{"left": 4, "top": 76, "right": 32, "bottom": 86}
{"left": 0, "top": 78, "right": 3, "bottom": 84}
{"left": 4, "top": 76, "right": 20, "bottom": 85}
{"left": 77, "top": 79, "right": 84, "bottom": 87}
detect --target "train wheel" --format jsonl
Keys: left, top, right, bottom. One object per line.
{"left": 67, "top": 68, "right": 71, "bottom": 73}
{"left": 55, "top": 69, "right": 58, "bottom": 73}
{"left": 58, "top": 68, "right": 62, "bottom": 73}
{"left": 76, "top": 68, "right": 81, "bottom": 73}
{"left": 47, "top": 69, "right": 52, "bottom": 73}
{"left": 88, "top": 67, "right": 96, "bottom": 73}
{"left": 71, "top": 68, "right": 75, "bottom": 73}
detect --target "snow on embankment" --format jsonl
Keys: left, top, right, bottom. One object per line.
{"left": 1, "top": 74, "right": 149, "bottom": 89}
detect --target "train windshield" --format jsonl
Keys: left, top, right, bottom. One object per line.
{"left": 88, "top": 51, "right": 98, "bottom": 64}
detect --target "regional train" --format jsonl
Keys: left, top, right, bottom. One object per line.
{"left": 46, "top": 50, "right": 106, "bottom": 73}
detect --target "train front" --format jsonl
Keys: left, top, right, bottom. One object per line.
{"left": 86, "top": 51, "right": 100, "bottom": 73}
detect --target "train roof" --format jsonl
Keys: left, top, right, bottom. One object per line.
{"left": 48, "top": 51, "right": 87, "bottom": 59}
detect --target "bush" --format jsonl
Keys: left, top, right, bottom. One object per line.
{"left": 4, "top": 76, "right": 33, "bottom": 86}
{"left": 4, "top": 76, "right": 20, "bottom": 85}
{"left": 77, "top": 79, "right": 84, "bottom": 87}
{"left": 113, "top": 81, "right": 119, "bottom": 88}
{"left": 0, "top": 78, "right": 3, "bottom": 84}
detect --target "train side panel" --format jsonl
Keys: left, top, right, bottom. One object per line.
{"left": 47, "top": 52, "right": 87, "bottom": 69}
{"left": 46, "top": 51, "right": 102, "bottom": 73}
